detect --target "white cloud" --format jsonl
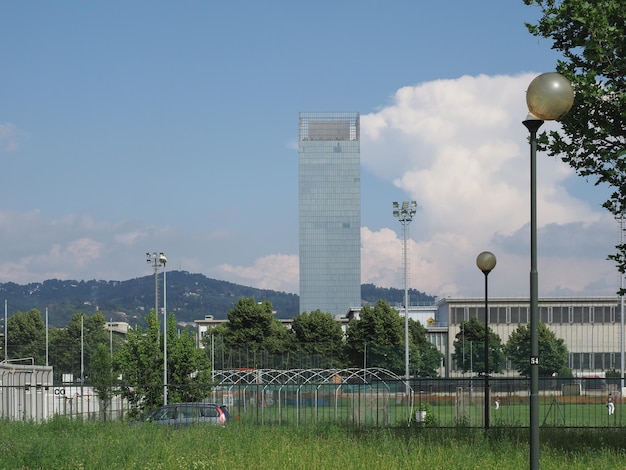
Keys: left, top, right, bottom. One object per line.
{"left": 360, "top": 227, "right": 401, "bottom": 288}
{"left": 0, "top": 123, "right": 21, "bottom": 152}
{"left": 0, "top": 210, "right": 166, "bottom": 283}
{"left": 66, "top": 238, "right": 104, "bottom": 266}
{"left": 359, "top": 73, "right": 617, "bottom": 297}
{"left": 213, "top": 254, "right": 299, "bottom": 293}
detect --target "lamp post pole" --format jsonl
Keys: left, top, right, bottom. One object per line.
{"left": 476, "top": 251, "right": 496, "bottom": 431}
{"left": 523, "top": 116, "right": 543, "bottom": 470}
{"left": 146, "top": 251, "right": 168, "bottom": 405}
{"left": 619, "top": 212, "right": 625, "bottom": 394}
{"left": 3, "top": 300, "right": 6, "bottom": 362}
{"left": 523, "top": 72, "right": 574, "bottom": 470}
{"left": 162, "top": 255, "right": 168, "bottom": 406}
{"left": 393, "top": 201, "right": 417, "bottom": 398}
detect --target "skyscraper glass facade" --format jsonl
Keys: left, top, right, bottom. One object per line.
{"left": 298, "top": 112, "right": 361, "bottom": 316}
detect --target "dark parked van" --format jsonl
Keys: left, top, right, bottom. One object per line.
{"left": 140, "top": 403, "right": 230, "bottom": 426}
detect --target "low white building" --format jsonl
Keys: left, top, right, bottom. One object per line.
{"left": 0, "top": 362, "right": 53, "bottom": 421}
{"left": 436, "top": 296, "right": 622, "bottom": 378}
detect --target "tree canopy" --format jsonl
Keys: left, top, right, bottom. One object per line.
{"left": 164, "top": 313, "right": 213, "bottom": 404}
{"left": 223, "top": 297, "right": 290, "bottom": 352}
{"left": 113, "top": 311, "right": 163, "bottom": 413}
{"left": 5, "top": 309, "right": 46, "bottom": 364}
{"left": 524, "top": 0, "right": 626, "bottom": 274}
{"left": 345, "top": 300, "right": 405, "bottom": 375}
{"left": 113, "top": 310, "right": 213, "bottom": 415}
{"left": 291, "top": 309, "right": 345, "bottom": 368}
{"left": 51, "top": 312, "right": 111, "bottom": 383}
{"left": 409, "top": 319, "right": 444, "bottom": 378}
{"left": 505, "top": 321, "right": 568, "bottom": 377}
{"left": 207, "top": 297, "right": 294, "bottom": 369}
{"left": 89, "top": 343, "right": 115, "bottom": 421}
{"left": 453, "top": 317, "right": 505, "bottom": 375}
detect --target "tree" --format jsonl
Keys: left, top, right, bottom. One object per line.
{"left": 524, "top": 1, "right": 626, "bottom": 275}
{"left": 114, "top": 310, "right": 214, "bottom": 416}
{"left": 90, "top": 343, "right": 116, "bottom": 421}
{"left": 51, "top": 312, "right": 110, "bottom": 382}
{"left": 114, "top": 310, "right": 163, "bottom": 415}
{"left": 216, "top": 297, "right": 293, "bottom": 368}
{"left": 6, "top": 309, "right": 46, "bottom": 364}
{"left": 345, "top": 300, "right": 404, "bottom": 374}
{"left": 224, "top": 298, "right": 276, "bottom": 344}
{"left": 453, "top": 317, "right": 505, "bottom": 375}
{"left": 505, "top": 322, "right": 568, "bottom": 377}
{"left": 291, "top": 309, "right": 345, "bottom": 368}
{"left": 408, "top": 319, "right": 444, "bottom": 377}
{"left": 165, "top": 314, "right": 212, "bottom": 404}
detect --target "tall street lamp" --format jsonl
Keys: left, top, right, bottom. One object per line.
{"left": 146, "top": 251, "right": 168, "bottom": 405}
{"left": 393, "top": 200, "right": 417, "bottom": 397}
{"left": 523, "top": 72, "right": 574, "bottom": 470}
{"left": 476, "top": 251, "right": 496, "bottom": 430}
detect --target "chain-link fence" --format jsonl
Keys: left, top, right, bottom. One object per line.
{"left": 209, "top": 371, "right": 624, "bottom": 428}
{"left": 1, "top": 373, "right": 623, "bottom": 427}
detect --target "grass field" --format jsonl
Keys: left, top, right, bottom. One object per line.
{"left": 226, "top": 393, "right": 623, "bottom": 428}
{"left": 1, "top": 417, "right": 626, "bottom": 469}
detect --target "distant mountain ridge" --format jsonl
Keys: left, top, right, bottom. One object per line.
{"left": 0, "top": 271, "right": 435, "bottom": 327}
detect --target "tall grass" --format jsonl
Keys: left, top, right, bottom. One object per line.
{"left": 1, "top": 417, "right": 625, "bottom": 469}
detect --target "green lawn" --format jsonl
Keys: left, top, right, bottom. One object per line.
{"left": 226, "top": 395, "right": 622, "bottom": 428}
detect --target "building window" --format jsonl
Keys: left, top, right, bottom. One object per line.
{"left": 580, "top": 353, "right": 590, "bottom": 370}
{"left": 568, "top": 306, "right": 574, "bottom": 323}
{"left": 552, "top": 306, "right": 565, "bottom": 323}
{"left": 610, "top": 306, "right": 616, "bottom": 323}
{"left": 594, "top": 352, "right": 605, "bottom": 370}
{"left": 453, "top": 307, "right": 464, "bottom": 324}
{"left": 510, "top": 307, "right": 520, "bottom": 324}
{"left": 572, "top": 306, "right": 583, "bottom": 323}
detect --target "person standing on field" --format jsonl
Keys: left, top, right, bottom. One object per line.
{"left": 607, "top": 393, "right": 615, "bottom": 416}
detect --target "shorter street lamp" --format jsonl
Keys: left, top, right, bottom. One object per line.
{"left": 476, "top": 251, "right": 496, "bottom": 430}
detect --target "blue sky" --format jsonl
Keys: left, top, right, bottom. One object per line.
{"left": 0, "top": 1, "right": 618, "bottom": 300}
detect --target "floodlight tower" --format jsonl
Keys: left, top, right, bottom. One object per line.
{"left": 393, "top": 200, "right": 417, "bottom": 397}
{"left": 146, "top": 252, "right": 165, "bottom": 316}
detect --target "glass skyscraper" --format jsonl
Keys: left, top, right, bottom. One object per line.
{"left": 298, "top": 112, "right": 361, "bottom": 316}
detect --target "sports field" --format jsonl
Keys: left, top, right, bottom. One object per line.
{"left": 224, "top": 388, "right": 622, "bottom": 429}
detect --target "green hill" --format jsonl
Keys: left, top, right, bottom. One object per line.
{"left": 0, "top": 273, "right": 435, "bottom": 327}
